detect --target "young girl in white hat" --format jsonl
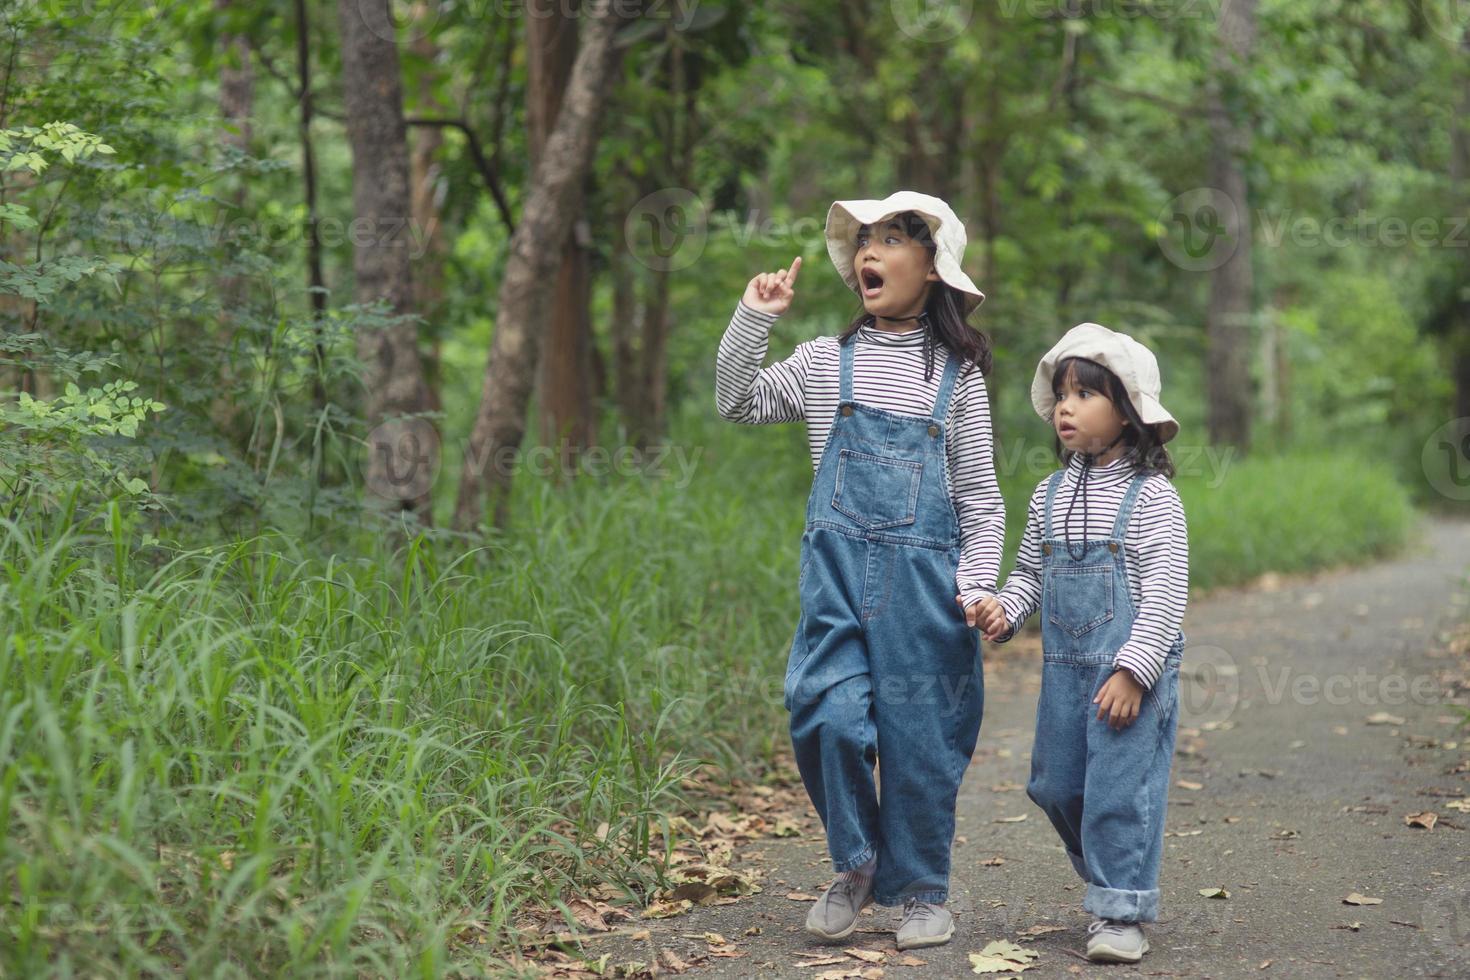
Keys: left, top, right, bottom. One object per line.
{"left": 969, "top": 322, "right": 1188, "bottom": 964}
{"left": 716, "top": 191, "right": 1004, "bottom": 950}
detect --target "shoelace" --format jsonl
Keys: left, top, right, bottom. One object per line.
{"left": 1087, "top": 917, "right": 1131, "bottom": 938}
{"left": 901, "top": 897, "right": 936, "bottom": 922}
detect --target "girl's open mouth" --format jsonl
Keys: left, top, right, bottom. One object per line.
{"left": 1058, "top": 424, "right": 1077, "bottom": 436}
{"left": 860, "top": 268, "right": 884, "bottom": 297}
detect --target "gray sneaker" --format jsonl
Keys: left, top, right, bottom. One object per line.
{"left": 895, "top": 897, "right": 954, "bottom": 950}
{"left": 1086, "top": 917, "right": 1149, "bottom": 962}
{"left": 804, "top": 875, "right": 874, "bottom": 941}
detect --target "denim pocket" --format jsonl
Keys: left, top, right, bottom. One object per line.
{"left": 1146, "top": 662, "right": 1180, "bottom": 732}
{"left": 1045, "top": 565, "right": 1115, "bottom": 638}
{"left": 830, "top": 449, "right": 922, "bottom": 530}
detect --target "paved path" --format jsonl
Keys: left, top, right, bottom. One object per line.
{"left": 591, "top": 516, "right": 1470, "bottom": 978}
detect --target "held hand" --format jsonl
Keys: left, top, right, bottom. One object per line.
{"left": 955, "top": 594, "right": 1009, "bottom": 641}
{"left": 741, "top": 255, "right": 802, "bottom": 316}
{"left": 1094, "top": 668, "right": 1145, "bottom": 730}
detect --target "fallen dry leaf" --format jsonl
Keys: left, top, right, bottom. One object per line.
{"left": 659, "top": 949, "right": 692, "bottom": 973}
{"left": 796, "top": 956, "right": 850, "bottom": 968}
{"left": 1366, "top": 712, "right": 1406, "bottom": 726}
{"left": 668, "top": 881, "right": 718, "bottom": 904}
{"left": 1405, "top": 811, "right": 1438, "bottom": 830}
{"left": 1343, "top": 892, "right": 1383, "bottom": 906}
{"left": 640, "top": 899, "right": 692, "bottom": 919}
{"left": 786, "top": 891, "right": 820, "bottom": 901}
{"left": 896, "top": 954, "right": 927, "bottom": 966}
{"left": 1444, "top": 798, "right": 1470, "bottom": 812}
{"left": 1334, "top": 921, "right": 1364, "bottom": 931}
{"left": 1199, "top": 887, "right": 1230, "bottom": 899}
{"left": 1015, "top": 924, "right": 1065, "bottom": 939}
{"left": 1176, "top": 779, "right": 1204, "bottom": 790}
{"left": 993, "top": 815, "right": 1027, "bottom": 823}
{"left": 843, "top": 948, "right": 885, "bottom": 963}
{"left": 968, "top": 938, "right": 1040, "bottom": 973}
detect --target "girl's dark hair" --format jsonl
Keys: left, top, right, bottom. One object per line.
{"left": 1051, "top": 356, "right": 1175, "bottom": 479}
{"left": 836, "top": 211, "right": 993, "bottom": 382}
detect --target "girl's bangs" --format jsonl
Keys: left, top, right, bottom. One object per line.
{"left": 1053, "top": 356, "right": 1118, "bottom": 398}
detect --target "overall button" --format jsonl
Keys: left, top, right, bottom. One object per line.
{"left": 841, "top": 405, "right": 853, "bottom": 416}
{"left": 927, "top": 424, "right": 939, "bottom": 436}
{"left": 1108, "top": 542, "right": 1119, "bottom": 553}
{"left": 1042, "top": 543, "right": 1052, "bottom": 555}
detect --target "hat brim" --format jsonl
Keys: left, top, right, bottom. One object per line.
{"left": 825, "top": 199, "right": 985, "bottom": 315}
{"left": 1031, "top": 336, "right": 1179, "bottom": 444}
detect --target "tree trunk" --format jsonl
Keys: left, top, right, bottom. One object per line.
{"left": 409, "top": 0, "right": 448, "bottom": 417}
{"left": 1452, "top": 25, "right": 1470, "bottom": 429}
{"left": 337, "top": 0, "right": 435, "bottom": 519}
{"left": 297, "top": 0, "right": 329, "bottom": 413}
{"left": 1204, "top": 0, "right": 1257, "bottom": 451}
{"left": 452, "top": 0, "right": 623, "bottom": 531}
{"left": 211, "top": 0, "right": 255, "bottom": 443}
{"left": 529, "top": 0, "right": 597, "bottom": 459}
{"left": 609, "top": 197, "right": 641, "bottom": 439}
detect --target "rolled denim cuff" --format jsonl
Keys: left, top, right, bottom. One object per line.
{"left": 1083, "top": 882, "right": 1160, "bottom": 923}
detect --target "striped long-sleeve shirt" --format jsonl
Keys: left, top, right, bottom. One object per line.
{"left": 715, "top": 300, "right": 1004, "bottom": 608}
{"left": 992, "top": 452, "right": 1189, "bottom": 690}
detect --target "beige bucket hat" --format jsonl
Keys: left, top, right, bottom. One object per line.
{"left": 824, "top": 191, "right": 986, "bottom": 315}
{"left": 1032, "top": 322, "right": 1179, "bottom": 444}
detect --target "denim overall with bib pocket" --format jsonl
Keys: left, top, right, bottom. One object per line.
{"left": 782, "top": 337, "right": 984, "bottom": 908}
{"left": 1025, "top": 467, "right": 1185, "bottom": 923}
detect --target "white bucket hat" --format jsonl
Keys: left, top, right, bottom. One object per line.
{"left": 824, "top": 191, "right": 986, "bottom": 315}
{"left": 1031, "top": 322, "right": 1179, "bottom": 444}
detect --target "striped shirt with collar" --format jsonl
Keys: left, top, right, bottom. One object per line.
{"left": 715, "top": 300, "right": 1005, "bottom": 609}
{"left": 993, "top": 452, "right": 1189, "bottom": 690}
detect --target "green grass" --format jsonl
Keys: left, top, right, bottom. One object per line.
{"left": 993, "top": 447, "right": 1418, "bottom": 593}
{"left": 0, "top": 413, "right": 1422, "bottom": 975}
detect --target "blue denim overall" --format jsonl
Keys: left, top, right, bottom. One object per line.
{"left": 1025, "top": 468, "right": 1185, "bottom": 923}
{"left": 782, "top": 337, "right": 984, "bottom": 908}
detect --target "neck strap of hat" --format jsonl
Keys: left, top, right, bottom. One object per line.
{"left": 1062, "top": 429, "right": 1128, "bottom": 561}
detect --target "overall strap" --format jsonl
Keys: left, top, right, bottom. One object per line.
{"left": 930, "top": 350, "right": 962, "bottom": 422}
{"left": 839, "top": 336, "right": 855, "bottom": 405}
{"left": 1041, "top": 469, "right": 1066, "bottom": 539}
{"left": 1110, "top": 471, "right": 1150, "bottom": 540}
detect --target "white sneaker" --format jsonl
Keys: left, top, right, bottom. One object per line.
{"left": 1086, "top": 916, "right": 1149, "bottom": 963}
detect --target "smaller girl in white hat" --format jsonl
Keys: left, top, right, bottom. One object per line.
{"left": 967, "top": 322, "right": 1189, "bottom": 964}
{"left": 716, "top": 191, "right": 1003, "bottom": 950}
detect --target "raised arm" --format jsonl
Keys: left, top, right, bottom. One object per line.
{"left": 715, "top": 257, "right": 809, "bottom": 425}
